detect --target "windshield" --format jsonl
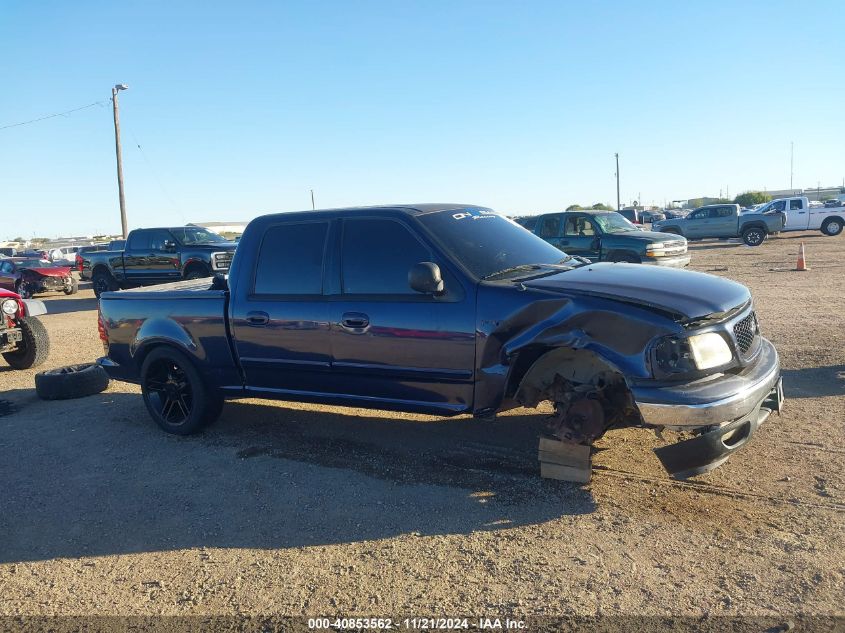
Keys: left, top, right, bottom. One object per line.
{"left": 417, "top": 208, "right": 571, "bottom": 279}
{"left": 592, "top": 212, "right": 638, "bottom": 234}
{"left": 169, "top": 227, "right": 227, "bottom": 245}
{"left": 18, "top": 259, "right": 53, "bottom": 268}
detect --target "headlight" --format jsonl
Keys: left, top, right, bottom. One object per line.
{"left": 1, "top": 298, "right": 18, "bottom": 316}
{"left": 652, "top": 332, "right": 733, "bottom": 375}
{"left": 645, "top": 242, "right": 667, "bottom": 257}
{"left": 688, "top": 332, "right": 733, "bottom": 369}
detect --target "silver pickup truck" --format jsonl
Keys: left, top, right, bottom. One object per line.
{"left": 653, "top": 203, "right": 785, "bottom": 246}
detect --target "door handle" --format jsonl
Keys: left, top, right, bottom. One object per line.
{"left": 245, "top": 311, "right": 269, "bottom": 326}
{"left": 341, "top": 312, "right": 369, "bottom": 329}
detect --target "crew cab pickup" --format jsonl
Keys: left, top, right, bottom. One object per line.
{"left": 653, "top": 203, "right": 785, "bottom": 246}
{"left": 83, "top": 226, "right": 238, "bottom": 297}
{"left": 755, "top": 196, "right": 845, "bottom": 237}
{"left": 97, "top": 204, "right": 783, "bottom": 479}
{"left": 516, "top": 210, "right": 690, "bottom": 267}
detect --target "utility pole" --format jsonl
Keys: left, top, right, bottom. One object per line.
{"left": 790, "top": 141, "right": 794, "bottom": 190}
{"left": 111, "top": 84, "right": 129, "bottom": 238}
{"left": 614, "top": 153, "right": 620, "bottom": 210}
{"left": 310, "top": 189, "right": 315, "bottom": 210}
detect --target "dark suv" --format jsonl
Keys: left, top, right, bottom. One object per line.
{"left": 517, "top": 210, "right": 690, "bottom": 267}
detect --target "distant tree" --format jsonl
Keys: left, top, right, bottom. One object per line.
{"left": 12, "top": 236, "right": 23, "bottom": 242}
{"left": 684, "top": 197, "right": 731, "bottom": 209}
{"left": 590, "top": 203, "right": 614, "bottom": 211}
{"left": 734, "top": 191, "right": 771, "bottom": 208}
{"left": 566, "top": 204, "right": 584, "bottom": 211}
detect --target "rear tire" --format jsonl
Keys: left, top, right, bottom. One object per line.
{"left": 822, "top": 218, "right": 843, "bottom": 236}
{"left": 92, "top": 270, "right": 118, "bottom": 298}
{"left": 140, "top": 347, "right": 223, "bottom": 435}
{"left": 741, "top": 226, "right": 767, "bottom": 247}
{"left": 35, "top": 363, "right": 109, "bottom": 400}
{"left": 2, "top": 317, "right": 50, "bottom": 369}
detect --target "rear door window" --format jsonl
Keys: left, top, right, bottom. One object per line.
{"left": 789, "top": 199, "right": 804, "bottom": 210}
{"left": 127, "top": 231, "right": 151, "bottom": 250}
{"left": 253, "top": 222, "right": 329, "bottom": 295}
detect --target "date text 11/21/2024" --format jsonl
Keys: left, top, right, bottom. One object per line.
{"left": 307, "top": 618, "right": 526, "bottom": 630}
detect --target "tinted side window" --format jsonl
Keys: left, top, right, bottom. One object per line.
{"left": 0, "top": 262, "right": 12, "bottom": 273}
{"left": 342, "top": 219, "right": 430, "bottom": 294}
{"left": 789, "top": 199, "right": 803, "bottom": 210}
{"left": 716, "top": 207, "right": 734, "bottom": 217}
{"left": 254, "top": 222, "right": 328, "bottom": 295}
{"left": 127, "top": 231, "right": 151, "bottom": 250}
{"left": 539, "top": 216, "right": 562, "bottom": 238}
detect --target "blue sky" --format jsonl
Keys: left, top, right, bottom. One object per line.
{"left": 1, "top": 0, "right": 843, "bottom": 238}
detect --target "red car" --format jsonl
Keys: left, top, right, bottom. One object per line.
{"left": 0, "top": 288, "right": 49, "bottom": 369}
{"left": 0, "top": 257, "right": 78, "bottom": 298}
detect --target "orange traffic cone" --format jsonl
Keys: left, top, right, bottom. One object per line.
{"left": 795, "top": 242, "right": 809, "bottom": 271}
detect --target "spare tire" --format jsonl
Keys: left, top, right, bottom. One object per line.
{"left": 35, "top": 363, "right": 109, "bottom": 400}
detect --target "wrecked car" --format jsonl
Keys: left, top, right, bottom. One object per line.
{"left": 0, "top": 258, "right": 78, "bottom": 298}
{"left": 1, "top": 288, "right": 50, "bottom": 369}
{"left": 96, "top": 204, "right": 783, "bottom": 478}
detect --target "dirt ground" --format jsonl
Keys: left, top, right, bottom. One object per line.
{"left": 0, "top": 232, "right": 843, "bottom": 621}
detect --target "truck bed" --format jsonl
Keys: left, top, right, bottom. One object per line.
{"left": 98, "top": 277, "right": 239, "bottom": 387}
{"left": 101, "top": 277, "right": 225, "bottom": 299}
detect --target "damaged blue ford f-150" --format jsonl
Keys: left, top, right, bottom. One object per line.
{"left": 96, "top": 204, "right": 784, "bottom": 479}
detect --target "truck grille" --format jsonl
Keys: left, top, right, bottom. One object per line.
{"left": 212, "top": 251, "right": 234, "bottom": 271}
{"left": 733, "top": 312, "right": 758, "bottom": 354}
{"left": 662, "top": 239, "right": 687, "bottom": 255}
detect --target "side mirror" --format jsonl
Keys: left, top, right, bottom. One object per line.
{"left": 409, "top": 262, "right": 444, "bottom": 295}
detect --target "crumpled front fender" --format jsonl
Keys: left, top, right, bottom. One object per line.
{"left": 473, "top": 285, "right": 679, "bottom": 415}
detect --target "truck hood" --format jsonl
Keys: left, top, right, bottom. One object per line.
{"left": 609, "top": 229, "right": 686, "bottom": 243}
{"left": 22, "top": 266, "right": 70, "bottom": 278}
{"left": 522, "top": 263, "right": 750, "bottom": 320}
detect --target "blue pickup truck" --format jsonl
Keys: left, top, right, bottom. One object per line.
{"left": 97, "top": 204, "right": 783, "bottom": 479}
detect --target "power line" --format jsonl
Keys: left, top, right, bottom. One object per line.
{"left": 0, "top": 100, "right": 108, "bottom": 131}
{"left": 127, "top": 128, "right": 187, "bottom": 224}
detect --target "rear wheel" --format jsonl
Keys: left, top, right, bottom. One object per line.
{"left": 92, "top": 270, "right": 118, "bottom": 298}
{"left": 2, "top": 317, "right": 50, "bottom": 369}
{"left": 822, "top": 218, "right": 843, "bottom": 236}
{"left": 140, "top": 347, "right": 223, "bottom": 435}
{"left": 742, "top": 226, "right": 766, "bottom": 246}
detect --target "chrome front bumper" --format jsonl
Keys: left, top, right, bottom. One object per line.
{"left": 642, "top": 254, "right": 691, "bottom": 268}
{"left": 632, "top": 338, "right": 781, "bottom": 428}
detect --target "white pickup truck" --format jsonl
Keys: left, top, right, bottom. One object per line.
{"left": 758, "top": 196, "right": 845, "bottom": 236}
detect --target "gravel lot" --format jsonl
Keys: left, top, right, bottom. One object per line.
{"left": 1, "top": 232, "right": 843, "bottom": 620}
